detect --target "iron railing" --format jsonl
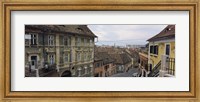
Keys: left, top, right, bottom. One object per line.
{"left": 166, "top": 58, "right": 175, "bottom": 75}
{"left": 148, "top": 61, "right": 161, "bottom": 77}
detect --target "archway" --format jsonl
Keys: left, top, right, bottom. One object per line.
{"left": 61, "top": 70, "right": 72, "bottom": 77}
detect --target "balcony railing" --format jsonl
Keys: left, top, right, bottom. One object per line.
{"left": 148, "top": 61, "right": 161, "bottom": 77}
{"left": 166, "top": 58, "right": 175, "bottom": 75}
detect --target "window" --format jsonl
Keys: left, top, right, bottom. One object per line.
{"left": 154, "top": 45, "right": 158, "bottom": 55}
{"left": 84, "top": 66, "right": 88, "bottom": 74}
{"left": 64, "top": 36, "right": 71, "bottom": 46}
{"left": 166, "top": 44, "right": 170, "bottom": 56}
{"left": 76, "top": 53, "right": 81, "bottom": 62}
{"left": 25, "top": 39, "right": 29, "bottom": 46}
{"left": 75, "top": 37, "right": 81, "bottom": 46}
{"left": 84, "top": 38, "right": 87, "bottom": 46}
{"left": 150, "top": 45, "right": 158, "bottom": 55}
{"left": 89, "top": 39, "right": 93, "bottom": 46}
{"left": 84, "top": 53, "right": 87, "bottom": 61}
{"left": 77, "top": 28, "right": 83, "bottom": 32}
{"left": 150, "top": 46, "right": 153, "bottom": 53}
{"left": 96, "top": 63, "right": 100, "bottom": 67}
{"left": 31, "top": 34, "right": 37, "bottom": 45}
{"left": 64, "top": 37, "right": 68, "bottom": 46}
{"left": 65, "top": 53, "right": 69, "bottom": 62}
{"left": 49, "top": 54, "right": 54, "bottom": 64}
{"left": 48, "top": 35, "right": 54, "bottom": 46}
{"left": 88, "top": 53, "right": 92, "bottom": 60}
{"left": 60, "top": 52, "right": 63, "bottom": 63}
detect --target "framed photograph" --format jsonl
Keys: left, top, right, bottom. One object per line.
{"left": 0, "top": 0, "right": 199, "bottom": 101}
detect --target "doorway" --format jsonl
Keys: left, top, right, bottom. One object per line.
{"left": 165, "top": 44, "right": 170, "bottom": 56}
{"left": 31, "top": 56, "right": 37, "bottom": 70}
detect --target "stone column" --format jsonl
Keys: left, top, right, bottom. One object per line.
{"left": 71, "top": 36, "right": 76, "bottom": 65}
{"left": 78, "top": 67, "right": 82, "bottom": 77}
{"left": 56, "top": 34, "right": 60, "bottom": 72}
{"left": 159, "top": 55, "right": 168, "bottom": 77}
{"left": 90, "top": 64, "right": 94, "bottom": 77}
{"left": 36, "top": 69, "right": 39, "bottom": 77}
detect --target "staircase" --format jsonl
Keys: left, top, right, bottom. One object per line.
{"left": 148, "top": 61, "right": 161, "bottom": 77}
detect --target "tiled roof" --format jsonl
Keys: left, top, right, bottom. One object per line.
{"left": 147, "top": 25, "right": 175, "bottom": 41}
{"left": 25, "top": 25, "right": 97, "bottom": 37}
{"left": 139, "top": 52, "right": 148, "bottom": 59}
{"left": 125, "top": 49, "right": 139, "bottom": 59}
{"left": 95, "top": 46, "right": 123, "bottom": 54}
{"left": 94, "top": 47, "right": 132, "bottom": 65}
{"left": 94, "top": 52, "right": 115, "bottom": 64}
{"left": 110, "top": 53, "right": 131, "bottom": 65}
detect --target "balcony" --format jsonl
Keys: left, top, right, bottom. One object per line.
{"left": 165, "top": 58, "right": 175, "bottom": 76}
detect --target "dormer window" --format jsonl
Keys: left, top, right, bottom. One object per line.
{"left": 165, "top": 28, "right": 171, "bottom": 32}
{"left": 167, "top": 28, "right": 171, "bottom": 31}
{"left": 77, "top": 28, "right": 83, "bottom": 32}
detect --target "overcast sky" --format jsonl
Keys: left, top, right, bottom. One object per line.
{"left": 88, "top": 25, "right": 167, "bottom": 46}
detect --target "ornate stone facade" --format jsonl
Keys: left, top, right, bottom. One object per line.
{"left": 25, "top": 25, "right": 97, "bottom": 77}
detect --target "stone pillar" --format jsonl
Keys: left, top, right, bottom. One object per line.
{"left": 71, "top": 36, "right": 76, "bottom": 64}
{"left": 90, "top": 64, "right": 93, "bottom": 77}
{"left": 159, "top": 55, "right": 168, "bottom": 77}
{"left": 56, "top": 34, "right": 60, "bottom": 72}
{"left": 36, "top": 69, "right": 39, "bottom": 77}
{"left": 84, "top": 66, "right": 88, "bottom": 74}
{"left": 78, "top": 67, "right": 82, "bottom": 77}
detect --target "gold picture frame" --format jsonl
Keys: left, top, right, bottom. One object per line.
{"left": 0, "top": 0, "right": 199, "bottom": 101}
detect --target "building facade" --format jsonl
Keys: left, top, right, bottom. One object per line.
{"left": 25, "top": 25, "right": 97, "bottom": 77}
{"left": 110, "top": 53, "right": 132, "bottom": 73}
{"left": 138, "top": 52, "right": 148, "bottom": 77}
{"left": 147, "top": 25, "right": 175, "bottom": 77}
{"left": 94, "top": 52, "right": 116, "bottom": 77}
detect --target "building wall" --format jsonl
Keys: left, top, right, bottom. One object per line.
{"left": 148, "top": 40, "right": 175, "bottom": 69}
{"left": 25, "top": 30, "right": 95, "bottom": 77}
{"left": 139, "top": 52, "right": 148, "bottom": 77}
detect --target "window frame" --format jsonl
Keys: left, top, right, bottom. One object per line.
{"left": 30, "top": 33, "right": 38, "bottom": 45}
{"left": 149, "top": 44, "right": 158, "bottom": 56}
{"left": 65, "top": 53, "right": 69, "bottom": 63}
{"left": 76, "top": 52, "right": 81, "bottom": 62}
{"left": 165, "top": 43, "right": 171, "bottom": 56}
{"left": 48, "top": 35, "right": 54, "bottom": 46}
{"left": 49, "top": 54, "right": 55, "bottom": 65}
{"left": 63, "top": 36, "right": 71, "bottom": 46}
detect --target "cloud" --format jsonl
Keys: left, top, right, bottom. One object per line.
{"left": 88, "top": 25, "right": 167, "bottom": 45}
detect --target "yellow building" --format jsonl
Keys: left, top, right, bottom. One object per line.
{"left": 147, "top": 25, "right": 175, "bottom": 77}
